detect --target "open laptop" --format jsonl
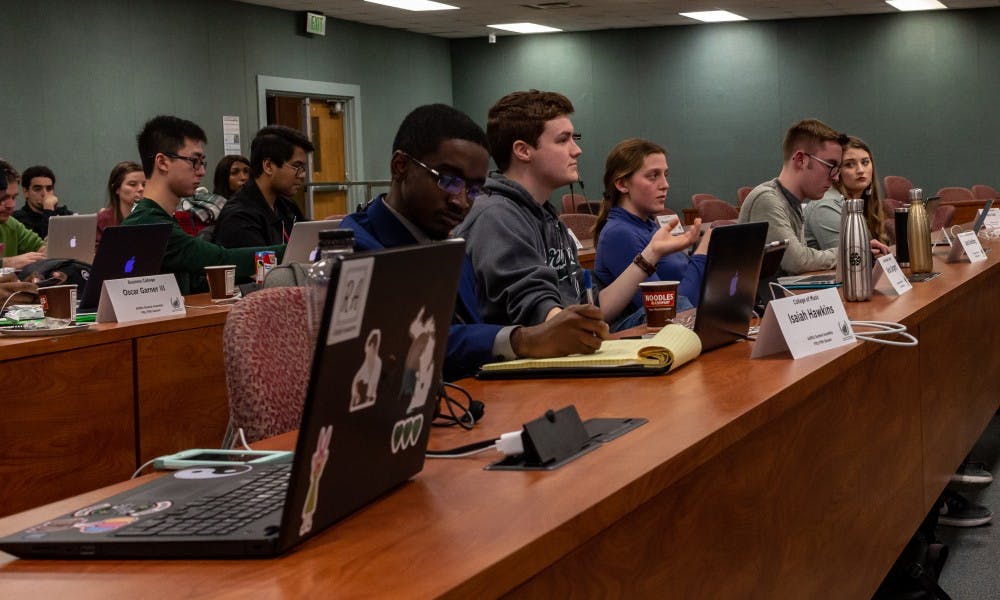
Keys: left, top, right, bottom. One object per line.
{"left": 46, "top": 214, "right": 98, "bottom": 263}
{"left": 281, "top": 220, "right": 343, "bottom": 265}
{"left": 77, "top": 223, "right": 173, "bottom": 311}
{"left": 0, "top": 241, "right": 464, "bottom": 559}
{"left": 933, "top": 198, "right": 993, "bottom": 247}
{"left": 685, "top": 222, "right": 768, "bottom": 351}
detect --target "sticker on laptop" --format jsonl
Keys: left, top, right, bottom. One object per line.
{"left": 73, "top": 500, "right": 172, "bottom": 519}
{"left": 174, "top": 465, "right": 253, "bottom": 479}
{"left": 326, "top": 256, "right": 374, "bottom": 346}
{"left": 25, "top": 517, "right": 87, "bottom": 533}
{"left": 75, "top": 516, "right": 137, "bottom": 534}
{"left": 349, "top": 329, "right": 382, "bottom": 412}
{"left": 400, "top": 307, "right": 437, "bottom": 414}
{"left": 300, "top": 425, "right": 333, "bottom": 536}
{"left": 390, "top": 414, "right": 424, "bottom": 454}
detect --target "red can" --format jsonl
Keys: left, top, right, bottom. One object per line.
{"left": 255, "top": 250, "right": 277, "bottom": 284}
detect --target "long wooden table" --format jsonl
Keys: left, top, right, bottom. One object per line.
{"left": 0, "top": 296, "right": 232, "bottom": 518}
{"left": 0, "top": 244, "right": 997, "bottom": 598}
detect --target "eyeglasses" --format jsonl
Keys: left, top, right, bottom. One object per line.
{"left": 805, "top": 153, "right": 840, "bottom": 178}
{"left": 162, "top": 152, "right": 207, "bottom": 170}
{"left": 282, "top": 161, "right": 307, "bottom": 176}
{"left": 402, "top": 152, "right": 489, "bottom": 199}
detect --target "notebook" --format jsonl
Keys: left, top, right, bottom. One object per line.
{"left": 281, "top": 220, "right": 343, "bottom": 265}
{"left": 0, "top": 241, "right": 464, "bottom": 559}
{"left": 78, "top": 224, "right": 173, "bottom": 311}
{"left": 46, "top": 214, "right": 98, "bottom": 263}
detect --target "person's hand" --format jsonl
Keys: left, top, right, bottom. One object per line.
{"left": 43, "top": 193, "right": 59, "bottom": 211}
{"left": 869, "top": 238, "right": 891, "bottom": 256}
{"left": 0, "top": 273, "right": 38, "bottom": 304}
{"left": 511, "top": 304, "right": 609, "bottom": 358}
{"left": 647, "top": 217, "right": 702, "bottom": 260}
{"left": 3, "top": 251, "right": 46, "bottom": 270}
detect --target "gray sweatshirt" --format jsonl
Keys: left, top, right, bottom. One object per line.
{"left": 454, "top": 175, "right": 585, "bottom": 326}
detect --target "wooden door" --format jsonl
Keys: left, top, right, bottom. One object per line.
{"left": 309, "top": 101, "right": 348, "bottom": 218}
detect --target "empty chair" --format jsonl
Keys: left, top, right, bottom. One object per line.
{"left": 223, "top": 286, "right": 312, "bottom": 444}
{"left": 883, "top": 175, "right": 914, "bottom": 205}
{"left": 695, "top": 197, "right": 739, "bottom": 222}
{"left": 935, "top": 187, "right": 975, "bottom": 204}
{"left": 558, "top": 213, "right": 598, "bottom": 243}
{"left": 930, "top": 204, "right": 956, "bottom": 232}
{"left": 691, "top": 193, "right": 723, "bottom": 210}
{"left": 561, "top": 193, "right": 591, "bottom": 214}
{"left": 971, "top": 184, "right": 998, "bottom": 200}
{"left": 737, "top": 186, "right": 752, "bottom": 208}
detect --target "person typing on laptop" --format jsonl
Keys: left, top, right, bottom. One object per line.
{"left": 123, "top": 115, "right": 285, "bottom": 294}
{"left": 212, "top": 126, "right": 312, "bottom": 248}
{"left": 738, "top": 119, "right": 888, "bottom": 276}
{"left": 0, "top": 159, "right": 47, "bottom": 270}
{"left": 340, "top": 103, "right": 609, "bottom": 381}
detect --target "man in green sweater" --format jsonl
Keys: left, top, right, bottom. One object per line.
{"left": 0, "top": 159, "right": 46, "bottom": 270}
{"left": 123, "top": 116, "right": 284, "bottom": 294}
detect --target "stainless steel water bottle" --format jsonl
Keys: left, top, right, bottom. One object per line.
{"left": 907, "top": 188, "right": 933, "bottom": 274}
{"left": 839, "top": 198, "right": 873, "bottom": 301}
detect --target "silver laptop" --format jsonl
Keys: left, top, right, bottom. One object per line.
{"left": 281, "top": 220, "right": 343, "bottom": 265}
{"left": 46, "top": 214, "right": 98, "bottom": 263}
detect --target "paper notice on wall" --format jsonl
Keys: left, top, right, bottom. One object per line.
{"left": 223, "top": 116, "right": 241, "bottom": 156}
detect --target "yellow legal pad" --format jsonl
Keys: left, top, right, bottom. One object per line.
{"left": 477, "top": 324, "right": 702, "bottom": 378}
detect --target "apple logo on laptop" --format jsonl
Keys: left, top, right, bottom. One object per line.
{"left": 729, "top": 272, "right": 739, "bottom": 297}
{"left": 124, "top": 256, "right": 136, "bottom": 274}
{"left": 69, "top": 235, "right": 77, "bottom": 248}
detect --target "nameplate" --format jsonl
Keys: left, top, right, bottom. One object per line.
{"left": 656, "top": 214, "right": 685, "bottom": 234}
{"left": 752, "top": 286, "right": 856, "bottom": 359}
{"left": 871, "top": 254, "right": 912, "bottom": 296}
{"left": 97, "top": 274, "right": 186, "bottom": 323}
{"left": 566, "top": 227, "right": 584, "bottom": 250}
{"left": 946, "top": 230, "right": 987, "bottom": 263}
{"left": 981, "top": 208, "right": 999, "bottom": 232}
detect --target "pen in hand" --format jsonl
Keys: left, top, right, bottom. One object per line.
{"left": 583, "top": 269, "right": 595, "bottom": 305}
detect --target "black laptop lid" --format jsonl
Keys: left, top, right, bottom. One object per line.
{"left": 694, "top": 222, "right": 768, "bottom": 351}
{"left": 79, "top": 224, "right": 172, "bottom": 310}
{"left": 279, "top": 240, "right": 464, "bottom": 551}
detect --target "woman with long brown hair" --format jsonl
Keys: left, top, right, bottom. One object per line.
{"left": 96, "top": 161, "right": 145, "bottom": 244}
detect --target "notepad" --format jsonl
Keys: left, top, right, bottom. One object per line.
{"left": 477, "top": 324, "right": 702, "bottom": 379}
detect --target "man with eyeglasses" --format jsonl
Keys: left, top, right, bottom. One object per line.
{"left": 738, "top": 118, "right": 888, "bottom": 275}
{"left": 341, "top": 104, "right": 608, "bottom": 381}
{"left": 213, "top": 126, "right": 313, "bottom": 248}
{"left": 123, "top": 115, "right": 285, "bottom": 294}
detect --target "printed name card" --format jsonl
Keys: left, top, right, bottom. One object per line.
{"left": 752, "top": 286, "right": 856, "bottom": 359}
{"left": 957, "top": 231, "right": 988, "bottom": 263}
{"left": 981, "top": 208, "right": 999, "bottom": 232}
{"left": 871, "top": 254, "right": 912, "bottom": 296}
{"left": 97, "top": 274, "right": 186, "bottom": 323}
{"left": 656, "top": 214, "right": 685, "bottom": 235}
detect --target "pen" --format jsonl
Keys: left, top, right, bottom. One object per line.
{"left": 583, "top": 269, "right": 595, "bottom": 305}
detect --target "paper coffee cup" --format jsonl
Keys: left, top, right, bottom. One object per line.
{"left": 38, "top": 284, "right": 77, "bottom": 322}
{"left": 205, "top": 265, "right": 237, "bottom": 300}
{"left": 639, "top": 280, "right": 679, "bottom": 328}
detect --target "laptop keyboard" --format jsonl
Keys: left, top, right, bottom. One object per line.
{"left": 115, "top": 465, "right": 291, "bottom": 537}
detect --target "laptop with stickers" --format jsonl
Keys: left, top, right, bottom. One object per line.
{"left": 77, "top": 223, "right": 173, "bottom": 311}
{"left": 0, "top": 240, "right": 464, "bottom": 559}
{"left": 46, "top": 214, "right": 98, "bottom": 263}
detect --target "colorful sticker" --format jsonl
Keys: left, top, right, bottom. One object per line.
{"left": 300, "top": 425, "right": 333, "bottom": 536}
{"left": 390, "top": 414, "right": 424, "bottom": 454}
{"left": 75, "top": 516, "right": 137, "bottom": 534}
{"left": 174, "top": 465, "right": 253, "bottom": 479}
{"left": 349, "top": 329, "right": 382, "bottom": 412}
{"left": 401, "top": 307, "right": 436, "bottom": 414}
{"left": 72, "top": 500, "right": 172, "bottom": 519}
{"left": 26, "top": 517, "right": 87, "bottom": 533}
{"left": 326, "top": 256, "right": 374, "bottom": 346}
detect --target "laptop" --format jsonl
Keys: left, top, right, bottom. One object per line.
{"left": 932, "top": 198, "right": 993, "bottom": 246}
{"left": 0, "top": 241, "right": 464, "bottom": 559}
{"left": 688, "top": 222, "right": 768, "bottom": 351}
{"left": 281, "top": 220, "right": 343, "bottom": 265}
{"left": 46, "top": 214, "right": 98, "bottom": 263}
{"left": 78, "top": 224, "right": 173, "bottom": 311}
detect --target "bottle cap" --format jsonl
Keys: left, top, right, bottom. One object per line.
{"left": 908, "top": 188, "right": 923, "bottom": 201}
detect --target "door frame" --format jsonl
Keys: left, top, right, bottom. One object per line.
{"left": 256, "top": 75, "right": 365, "bottom": 212}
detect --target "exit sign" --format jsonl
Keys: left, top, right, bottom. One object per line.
{"left": 306, "top": 12, "right": 326, "bottom": 36}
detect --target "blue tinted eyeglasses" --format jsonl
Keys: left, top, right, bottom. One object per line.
{"left": 401, "top": 152, "right": 489, "bottom": 199}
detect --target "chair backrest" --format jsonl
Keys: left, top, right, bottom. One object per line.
{"left": 930, "top": 204, "right": 955, "bottom": 232}
{"left": 737, "top": 186, "right": 752, "bottom": 208}
{"left": 558, "top": 213, "right": 598, "bottom": 243}
{"left": 935, "top": 186, "right": 975, "bottom": 204}
{"left": 223, "top": 286, "right": 312, "bottom": 443}
{"left": 971, "top": 184, "right": 998, "bottom": 200}
{"left": 883, "top": 175, "right": 915, "bottom": 204}
{"left": 561, "top": 193, "right": 594, "bottom": 214}
{"left": 696, "top": 197, "right": 739, "bottom": 222}
{"left": 691, "top": 193, "right": 722, "bottom": 211}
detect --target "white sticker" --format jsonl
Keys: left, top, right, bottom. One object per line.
{"left": 390, "top": 414, "right": 424, "bottom": 454}
{"left": 402, "top": 308, "right": 437, "bottom": 414}
{"left": 349, "top": 329, "right": 383, "bottom": 412}
{"left": 326, "top": 257, "right": 374, "bottom": 345}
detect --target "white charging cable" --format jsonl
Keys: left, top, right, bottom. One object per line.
{"left": 849, "top": 320, "right": 918, "bottom": 347}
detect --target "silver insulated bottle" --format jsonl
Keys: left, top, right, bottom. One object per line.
{"left": 839, "top": 198, "right": 873, "bottom": 301}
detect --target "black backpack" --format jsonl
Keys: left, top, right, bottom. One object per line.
{"left": 18, "top": 258, "right": 92, "bottom": 294}
{"left": 872, "top": 502, "right": 951, "bottom": 600}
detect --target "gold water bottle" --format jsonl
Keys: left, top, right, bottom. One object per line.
{"left": 907, "top": 188, "right": 933, "bottom": 274}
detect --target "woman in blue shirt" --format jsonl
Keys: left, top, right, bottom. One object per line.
{"left": 594, "top": 138, "right": 710, "bottom": 323}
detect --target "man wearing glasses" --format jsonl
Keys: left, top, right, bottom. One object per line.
{"left": 341, "top": 104, "right": 608, "bottom": 381}
{"left": 213, "top": 126, "right": 313, "bottom": 248}
{"left": 738, "top": 118, "right": 887, "bottom": 275}
{"left": 123, "top": 115, "right": 284, "bottom": 294}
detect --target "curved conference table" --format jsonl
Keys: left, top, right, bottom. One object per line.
{"left": 0, "top": 237, "right": 997, "bottom": 598}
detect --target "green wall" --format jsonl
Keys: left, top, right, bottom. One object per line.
{"left": 451, "top": 8, "right": 1000, "bottom": 212}
{"left": 0, "top": 0, "right": 452, "bottom": 213}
